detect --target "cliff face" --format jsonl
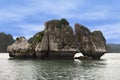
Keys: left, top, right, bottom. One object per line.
{"left": 28, "top": 31, "right": 44, "bottom": 44}
{"left": 75, "top": 23, "right": 107, "bottom": 59}
{"left": 6, "top": 19, "right": 107, "bottom": 59}
{"left": 0, "top": 32, "right": 14, "bottom": 53}
{"left": 35, "top": 19, "right": 78, "bottom": 59}
{"left": 7, "top": 37, "right": 35, "bottom": 58}
{"left": 28, "top": 31, "right": 44, "bottom": 50}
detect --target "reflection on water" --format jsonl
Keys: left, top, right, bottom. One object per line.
{"left": 0, "top": 53, "right": 120, "bottom": 80}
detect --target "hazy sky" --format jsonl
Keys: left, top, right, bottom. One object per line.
{"left": 0, "top": 0, "right": 120, "bottom": 43}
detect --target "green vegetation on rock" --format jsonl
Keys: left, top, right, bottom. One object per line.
{"left": 28, "top": 31, "right": 44, "bottom": 49}
{"left": 56, "top": 18, "right": 69, "bottom": 28}
{"left": 34, "top": 31, "right": 44, "bottom": 43}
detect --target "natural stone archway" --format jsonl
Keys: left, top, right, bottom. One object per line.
{"left": 75, "top": 23, "right": 107, "bottom": 59}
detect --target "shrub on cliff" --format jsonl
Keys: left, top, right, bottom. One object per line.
{"left": 34, "top": 31, "right": 44, "bottom": 42}
{"left": 56, "top": 18, "right": 69, "bottom": 28}
{"left": 28, "top": 31, "right": 44, "bottom": 49}
{"left": 60, "top": 18, "right": 69, "bottom": 25}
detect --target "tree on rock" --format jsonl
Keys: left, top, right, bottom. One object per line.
{"left": 60, "top": 18, "right": 69, "bottom": 25}
{"left": 56, "top": 18, "right": 69, "bottom": 28}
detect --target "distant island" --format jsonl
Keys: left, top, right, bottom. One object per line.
{"left": 0, "top": 18, "right": 108, "bottom": 59}
{"left": 0, "top": 33, "right": 118, "bottom": 53}
{"left": 107, "top": 44, "right": 120, "bottom": 53}
{"left": 0, "top": 32, "right": 14, "bottom": 52}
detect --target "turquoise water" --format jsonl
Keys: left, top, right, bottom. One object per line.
{"left": 0, "top": 53, "right": 120, "bottom": 80}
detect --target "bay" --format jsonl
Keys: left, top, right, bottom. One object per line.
{"left": 0, "top": 53, "right": 120, "bottom": 80}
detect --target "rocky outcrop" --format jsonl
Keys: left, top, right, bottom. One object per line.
{"left": 7, "top": 37, "right": 35, "bottom": 58}
{"left": 75, "top": 23, "right": 107, "bottom": 59}
{"left": 7, "top": 19, "right": 107, "bottom": 59}
{"left": 28, "top": 31, "right": 44, "bottom": 44}
{"left": 0, "top": 32, "right": 14, "bottom": 52}
{"left": 35, "top": 19, "right": 78, "bottom": 59}
{"left": 28, "top": 31, "right": 44, "bottom": 50}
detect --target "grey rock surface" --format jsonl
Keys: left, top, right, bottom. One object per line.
{"left": 36, "top": 19, "right": 78, "bottom": 59}
{"left": 7, "top": 37, "right": 35, "bottom": 58}
{"left": 75, "top": 23, "right": 107, "bottom": 59}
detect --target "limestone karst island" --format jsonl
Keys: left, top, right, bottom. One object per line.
{"left": 2, "top": 18, "right": 107, "bottom": 59}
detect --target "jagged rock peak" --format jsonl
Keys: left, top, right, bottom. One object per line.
{"left": 45, "top": 18, "right": 69, "bottom": 29}
{"left": 0, "top": 32, "right": 14, "bottom": 52}
{"left": 7, "top": 37, "right": 35, "bottom": 58}
{"left": 92, "top": 30, "right": 106, "bottom": 44}
{"left": 75, "top": 23, "right": 107, "bottom": 59}
{"left": 75, "top": 23, "right": 91, "bottom": 33}
{"left": 35, "top": 19, "right": 78, "bottom": 59}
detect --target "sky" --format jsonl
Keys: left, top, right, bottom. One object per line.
{"left": 0, "top": 0, "right": 120, "bottom": 43}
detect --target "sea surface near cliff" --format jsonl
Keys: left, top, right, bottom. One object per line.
{"left": 0, "top": 53, "right": 120, "bottom": 80}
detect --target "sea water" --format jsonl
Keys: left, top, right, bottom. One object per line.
{"left": 0, "top": 53, "right": 120, "bottom": 80}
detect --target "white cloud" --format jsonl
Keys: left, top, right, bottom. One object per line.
{"left": 64, "top": 11, "right": 109, "bottom": 20}
{"left": 0, "top": 0, "right": 83, "bottom": 22}
{"left": 12, "top": 24, "right": 44, "bottom": 39}
{"left": 19, "top": 24, "right": 44, "bottom": 32}
{"left": 0, "top": 0, "right": 119, "bottom": 22}
{"left": 0, "top": 0, "right": 120, "bottom": 43}
{"left": 91, "top": 22, "right": 120, "bottom": 43}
